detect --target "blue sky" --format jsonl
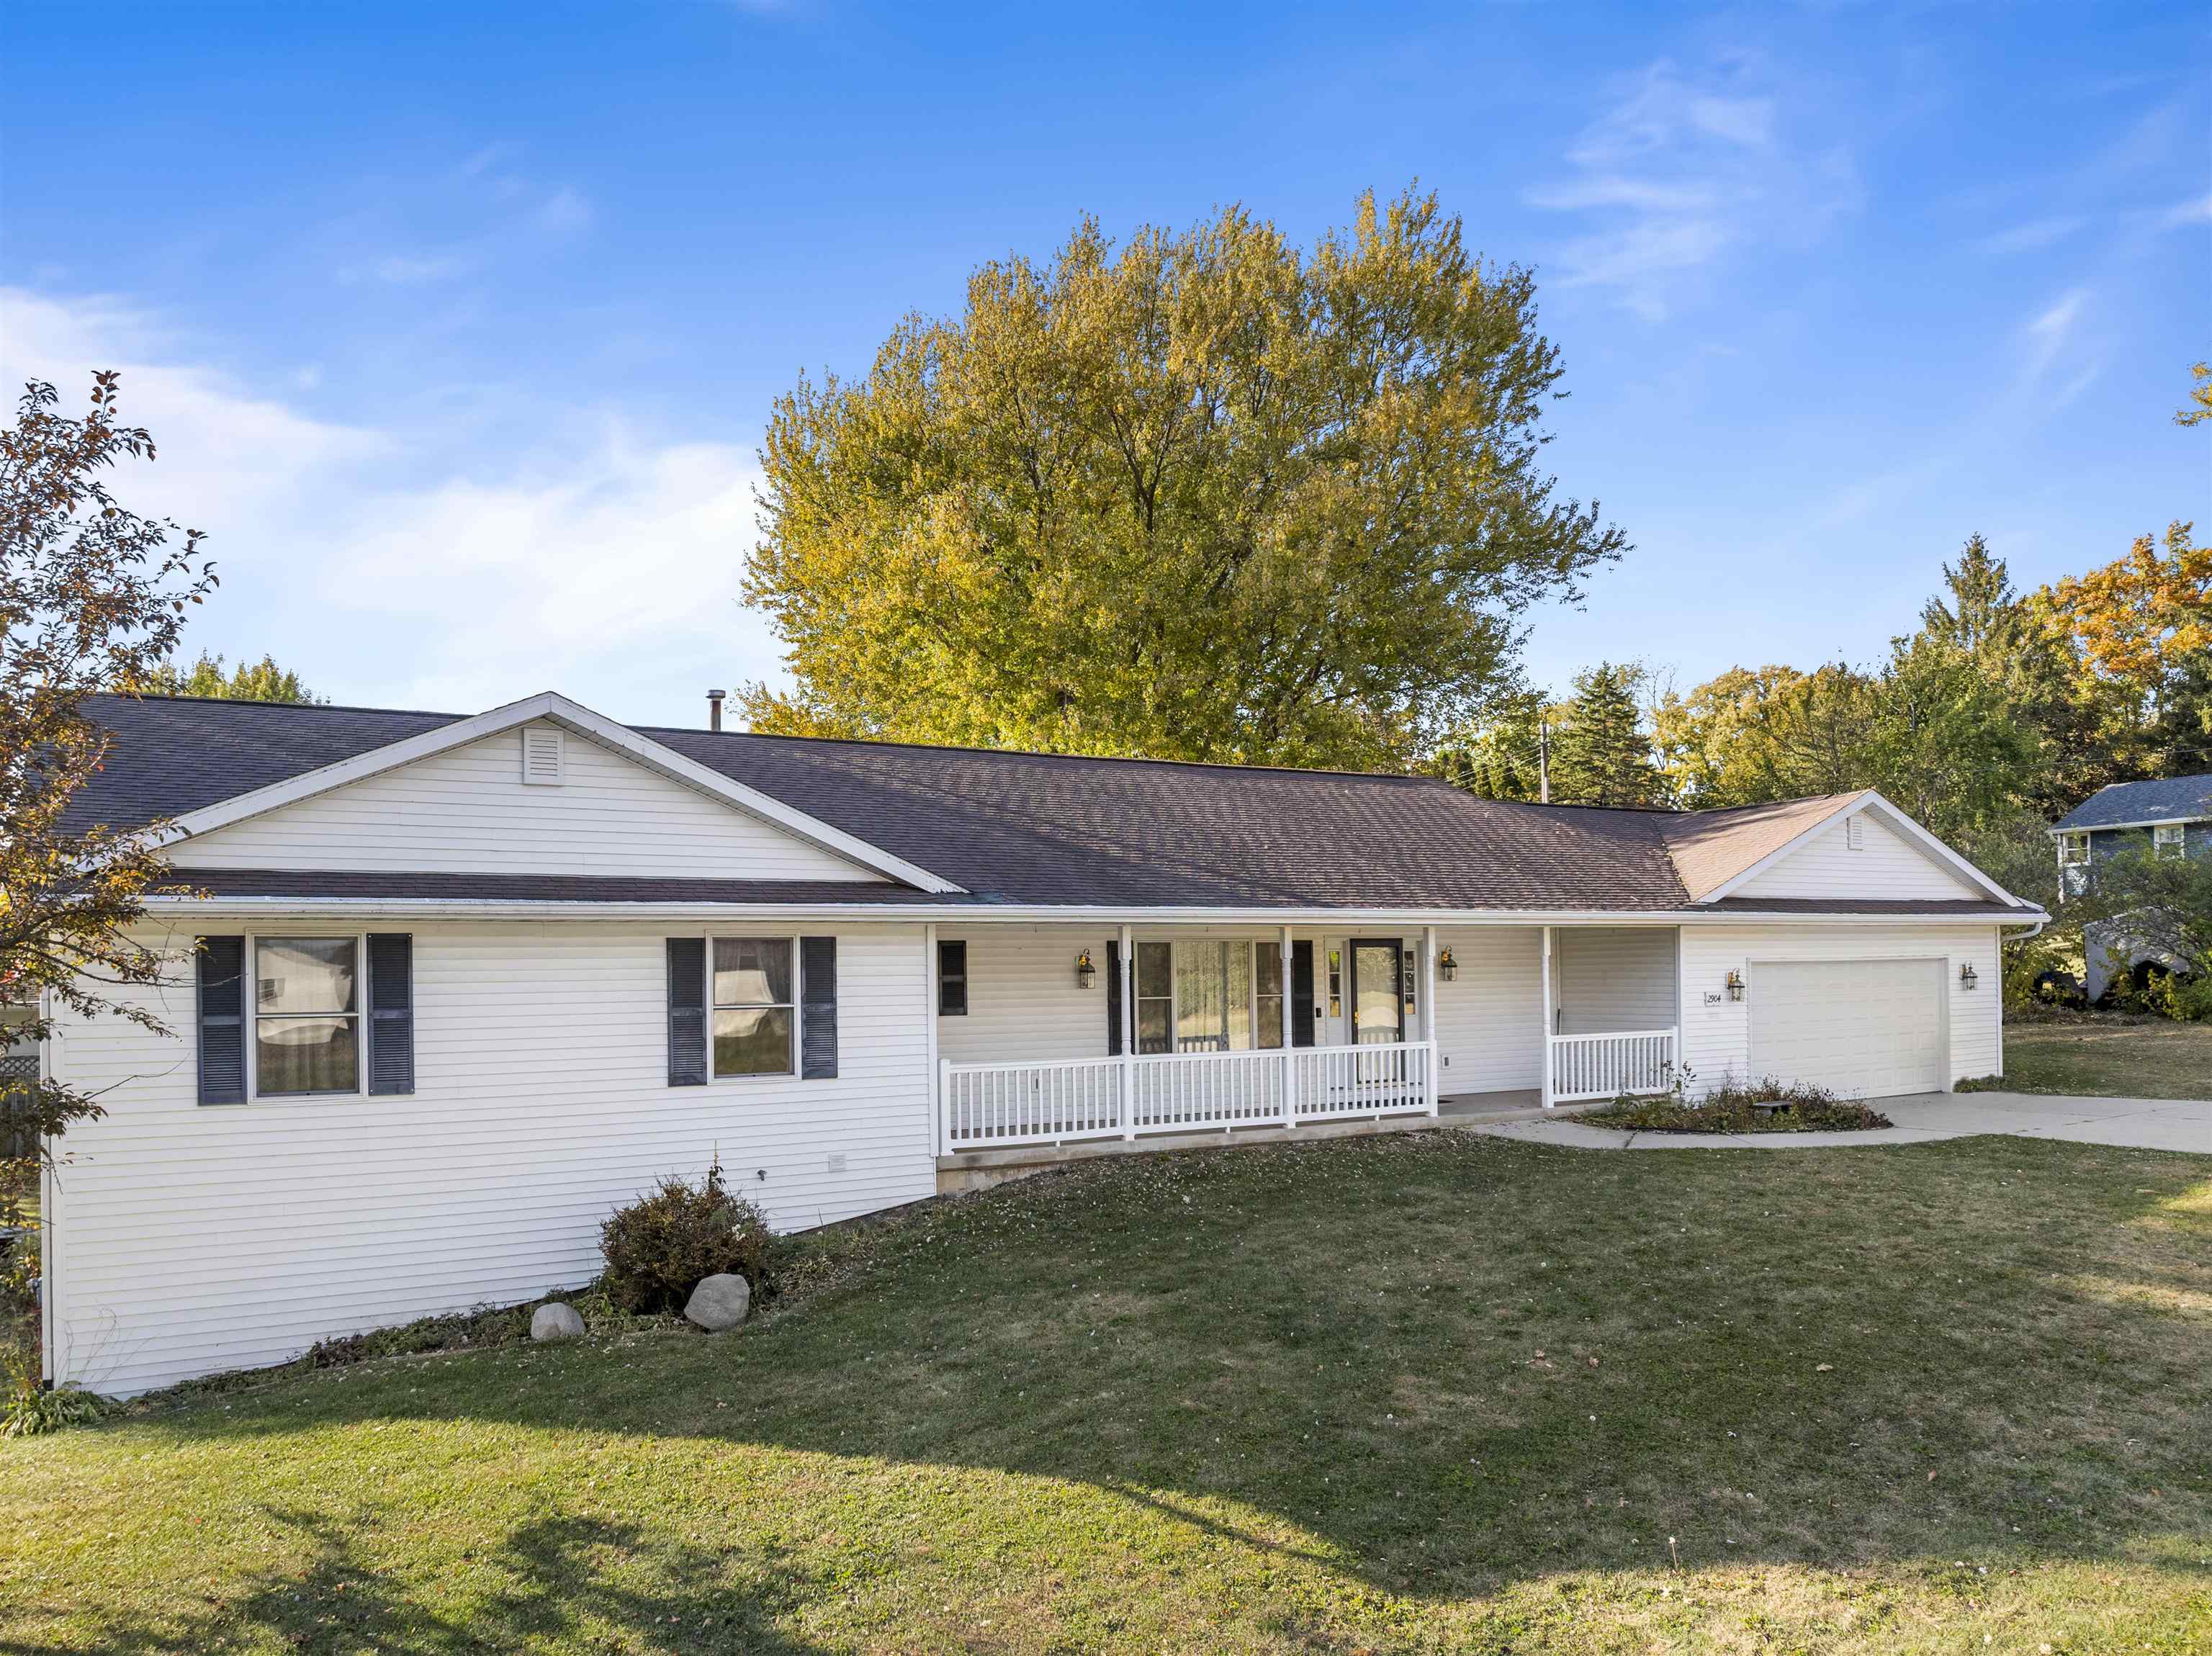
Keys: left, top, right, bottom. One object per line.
{"left": 4, "top": 1, "right": 2206, "bottom": 728}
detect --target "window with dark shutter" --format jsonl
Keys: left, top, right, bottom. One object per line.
{"left": 666, "top": 938, "right": 706, "bottom": 1086}
{"left": 367, "top": 934, "right": 415, "bottom": 1095}
{"left": 197, "top": 936, "right": 246, "bottom": 1104}
{"left": 800, "top": 936, "right": 837, "bottom": 1079}
{"left": 937, "top": 940, "right": 968, "bottom": 1016}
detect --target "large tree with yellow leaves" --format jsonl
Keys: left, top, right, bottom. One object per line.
{"left": 740, "top": 188, "right": 1626, "bottom": 772}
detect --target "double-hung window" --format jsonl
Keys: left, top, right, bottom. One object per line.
{"left": 2154, "top": 824, "right": 2186, "bottom": 860}
{"left": 2057, "top": 832, "right": 2090, "bottom": 868}
{"left": 254, "top": 937, "right": 359, "bottom": 1096}
{"left": 713, "top": 937, "right": 794, "bottom": 1076}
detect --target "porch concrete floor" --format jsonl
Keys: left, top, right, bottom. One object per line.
{"left": 935, "top": 1088, "right": 1567, "bottom": 1192}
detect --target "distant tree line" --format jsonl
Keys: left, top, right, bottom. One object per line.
{"left": 1439, "top": 525, "right": 2208, "bottom": 829}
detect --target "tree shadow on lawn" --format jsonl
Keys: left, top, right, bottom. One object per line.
{"left": 0, "top": 1508, "right": 832, "bottom": 1656}
{"left": 69, "top": 1133, "right": 2212, "bottom": 1636}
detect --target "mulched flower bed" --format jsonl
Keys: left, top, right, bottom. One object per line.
{"left": 1582, "top": 1079, "right": 1894, "bottom": 1133}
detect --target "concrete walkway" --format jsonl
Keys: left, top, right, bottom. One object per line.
{"left": 1469, "top": 1092, "right": 2210, "bottom": 1154}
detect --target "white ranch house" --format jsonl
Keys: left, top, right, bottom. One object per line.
{"left": 35, "top": 691, "right": 2046, "bottom": 1396}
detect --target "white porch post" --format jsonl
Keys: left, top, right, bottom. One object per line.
{"left": 925, "top": 922, "right": 943, "bottom": 1153}
{"left": 1423, "top": 924, "right": 1439, "bottom": 1116}
{"left": 1120, "top": 923, "right": 1136, "bottom": 1140}
{"left": 1280, "top": 924, "right": 1296, "bottom": 1126}
{"left": 1539, "top": 924, "right": 1555, "bottom": 1110}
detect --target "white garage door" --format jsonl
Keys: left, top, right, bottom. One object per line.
{"left": 1749, "top": 958, "right": 1946, "bottom": 1099}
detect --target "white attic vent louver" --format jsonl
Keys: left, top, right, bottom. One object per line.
{"left": 1845, "top": 813, "right": 1866, "bottom": 850}
{"left": 521, "top": 726, "right": 565, "bottom": 786}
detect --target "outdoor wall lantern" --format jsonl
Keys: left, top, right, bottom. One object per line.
{"left": 1437, "top": 947, "right": 1457, "bottom": 983}
{"left": 1960, "top": 962, "right": 1979, "bottom": 991}
{"left": 1725, "top": 970, "right": 1745, "bottom": 1002}
{"left": 1075, "top": 950, "right": 1096, "bottom": 989}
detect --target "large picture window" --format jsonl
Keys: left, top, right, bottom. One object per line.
{"left": 253, "top": 937, "right": 359, "bottom": 1096}
{"left": 714, "top": 937, "right": 794, "bottom": 1076}
{"left": 1137, "top": 940, "right": 1297, "bottom": 1054}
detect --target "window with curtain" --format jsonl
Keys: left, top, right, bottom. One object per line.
{"left": 1136, "top": 941, "right": 1173, "bottom": 1054}
{"left": 1256, "top": 945, "right": 1285, "bottom": 1049}
{"left": 254, "top": 937, "right": 359, "bottom": 1096}
{"left": 713, "top": 937, "right": 793, "bottom": 1076}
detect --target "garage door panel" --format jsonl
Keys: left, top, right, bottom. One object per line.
{"left": 1748, "top": 958, "right": 1943, "bottom": 1098}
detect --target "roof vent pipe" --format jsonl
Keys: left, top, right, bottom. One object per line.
{"left": 706, "top": 688, "right": 725, "bottom": 732}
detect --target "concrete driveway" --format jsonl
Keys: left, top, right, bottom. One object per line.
{"left": 1471, "top": 1092, "right": 2211, "bottom": 1154}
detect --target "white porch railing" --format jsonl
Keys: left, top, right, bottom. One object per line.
{"left": 1548, "top": 1027, "right": 1678, "bottom": 1104}
{"left": 940, "top": 1040, "right": 1437, "bottom": 1153}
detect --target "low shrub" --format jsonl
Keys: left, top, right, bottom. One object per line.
{"left": 1583, "top": 1077, "right": 1893, "bottom": 1134}
{"left": 600, "top": 1160, "right": 773, "bottom": 1315}
{"left": 2, "top": 1380, "right": 106, "bottom": 1439}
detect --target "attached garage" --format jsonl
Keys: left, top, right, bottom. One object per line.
{"left": 1748, "top": 957, "right": 1947, "bottom": 1099}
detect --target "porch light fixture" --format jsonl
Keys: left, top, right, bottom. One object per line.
{"left": 1960, "top": 962, "right": 1979, "bottom": 991}
{"left": 1725, "top": 970, "right": 1745, "bottom": 1003}
{"left": 1075, "top": 950, "right": 1096, "bottom": 990}
{"left": 1437, "top": 947, "right": 1457, "bottom": 983}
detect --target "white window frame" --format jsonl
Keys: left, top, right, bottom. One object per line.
{"left": 2057, "top": 831, "right": 2090, "bottom": 868}
{"left": 246, "top": 931, "right": 369, "bottom": 1103}
{"left": 705, "top": 932, "right": 800, "bottom": 1082}
{"left": 2153, "top": 824, "right": 2186, "bottom": 860}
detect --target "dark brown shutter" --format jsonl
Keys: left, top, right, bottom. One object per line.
{"left": 667, "top": 939, "right": 706, "bottom": 1086}
{"left": 800, "top": 936, "right": 837, "bottom": 1079}
{"left": 1105, "top": 939, "right": 1123, "bottom": 1056}
{"left": 367, "top": 934, "right": 415, "bottom": 1095}
{"left": 197, "top": 936, "right": 247, "bottom": 1104}
{"left": 1290, "top": 941, "right": 1316, "bottom": 1048}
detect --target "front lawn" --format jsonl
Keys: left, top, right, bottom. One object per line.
{"left": 4, "top": 1132, "right": 2208, "bottom": 1654}
{"left": 1974, "top": 1010, "right": 2212, "bottom": 1099}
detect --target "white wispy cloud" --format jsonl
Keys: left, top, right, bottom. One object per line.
{"left": 0, "top": 287, "right": 777, "bottom": 723}
{"left": 1528, "top": 57, "right": 1858, "bottom": 320}
{"left": 331, "top": 156, "right": 593, "bottom": 289}
{"left": 2164, "top": 191, "right": 2212, "bottom": 228}
{"left": 1974, "top": 216, "right": 2089, "bottom": 256}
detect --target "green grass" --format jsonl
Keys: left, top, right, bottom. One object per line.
{"left": 1964, "top": 1011, "right": 2212, "bottom": 1099}
{"left": 4, "top": 1131, "right": 2209, "bottom": 1654}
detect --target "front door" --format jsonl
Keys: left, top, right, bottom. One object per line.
{"left": 1349, "top": 939, "right": 1403, "bottom": 1045}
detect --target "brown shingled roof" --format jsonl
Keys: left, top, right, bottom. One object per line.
{"left": 76, "top": 696, "right": 2031, "bottom": 915}
{"left": 1658, "top": 793, "right": 1866, "bottom": 901}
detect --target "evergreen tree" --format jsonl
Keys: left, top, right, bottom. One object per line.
{"left": 1550, "top": 662, "right": 1660, "bottom": 806}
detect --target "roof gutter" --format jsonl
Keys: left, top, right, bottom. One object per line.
{"left": 135, "top": 895, "right": 2051, "bottom": 927}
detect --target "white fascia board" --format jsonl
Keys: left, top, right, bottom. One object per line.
{"left": 2048, "top": 816, "right": 2199, "bottom": 836}
{"left": 154, "top": 690, "right": 965, "bottom": 895}
{"left": 140, "top": 894, "right": 2047, "bottom": 927}
{"left": 1696, "top": 791, "right": 2023, "bottom": 909}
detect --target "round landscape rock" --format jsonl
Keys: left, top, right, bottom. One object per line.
{"left": 684, "top": 1273, "right": 752, "bottom": 1332}
{"left": 531, "top": 1302, "right": 586, "bottom": 1342}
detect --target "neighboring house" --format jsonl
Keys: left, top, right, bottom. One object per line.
{"left": 37, "top": 690, "right": 2045, "bottom": 1396}
{"left": 2049, "top": 773, "right": 2212, "bottom": 1000}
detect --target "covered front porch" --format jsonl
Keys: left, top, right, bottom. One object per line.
{"left": 929, "top": 922, "right": 1683, "bottom": 1156}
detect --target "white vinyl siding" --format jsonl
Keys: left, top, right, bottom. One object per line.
{"left": 1678, "top": 923, "right": 2000, "bottom": 1097}
{"left": 1552, "top": 927, "right": 1677, "bottom": 1036}
{"left": 1429, "top": 926, "right": 1544, "bottom": 1093}
{"left": 43, "top": 921, "right": 934, "bottom": 1398}
{"left": 932, "top": 927, "right": 1119, "bottom": 1066}
{"left": 172, "top": 724, "right": 884, "bottom": 881}
{"left": 1733, "top": 811, "right": 1983, "bottom": 901}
